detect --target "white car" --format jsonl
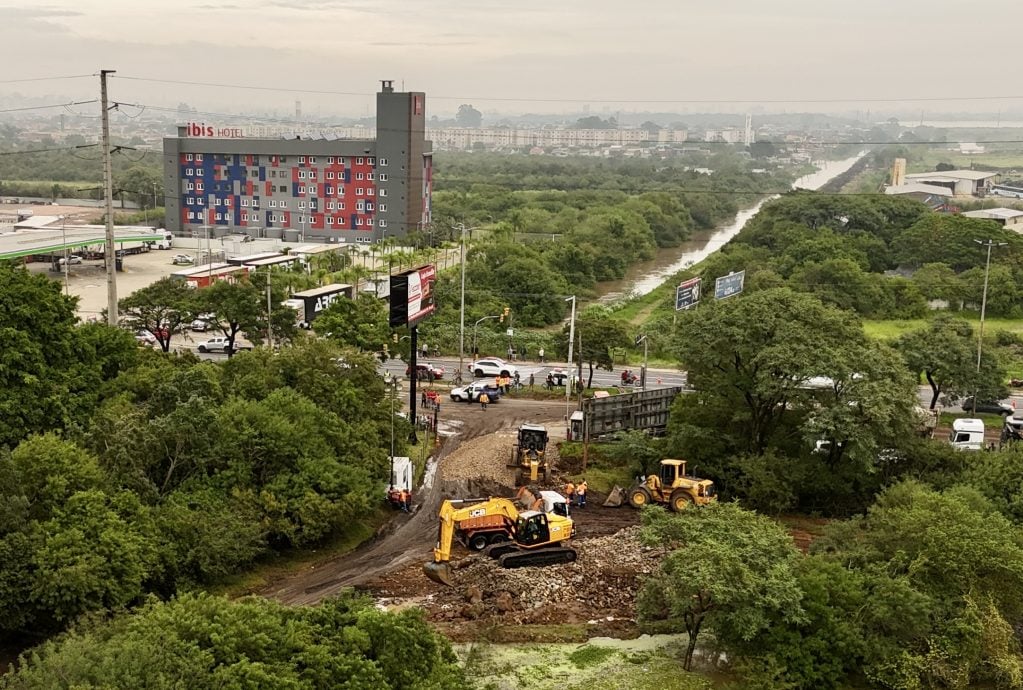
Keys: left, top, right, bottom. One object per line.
{"left": 468, "top": 358, "right": 518, "bottom": 379}
{"left": 196, "top": 336, "right": 253, "bottom": 354}
{"left": 59, "top": 254, "right": 83, "bottom": 265}
{"left": 135, "top": 330, "right": 157, "bottom": 346}
{"left": 172, "top": 254, "right": 194, "bottom": 265}
{"left": 450, "top": 381, "right": 502, "bottom": 403}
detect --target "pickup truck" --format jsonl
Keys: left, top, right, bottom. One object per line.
{"left": 196, "top": 336, "right": 253, "bottom": 354}
{"left": 450, "top": 381, "right": 502, "bottom": 403}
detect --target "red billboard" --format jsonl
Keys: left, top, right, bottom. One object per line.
{"left": 389, "top": 265, "right": 436, "bottom": 327}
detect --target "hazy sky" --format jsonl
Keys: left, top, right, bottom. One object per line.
{"left": 3, "top": 0, "right": 1022, "bottom": 117}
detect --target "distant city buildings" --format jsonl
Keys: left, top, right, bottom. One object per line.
{"left": 425, "top": 126, "right": 688, "bottom": 152}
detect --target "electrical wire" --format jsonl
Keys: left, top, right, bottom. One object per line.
{"left": 110, "top": 74, "right": 1023, "bottom": 105}
{"left": 0, "top": 74, "right": 95, "bottom": 84}
{"left": 0, "top": 100, "right": 97, "bottom": 114}
{"left": 0, "top": 143, "right": 100, "bottom": 157}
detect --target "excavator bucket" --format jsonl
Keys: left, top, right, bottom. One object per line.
{"left": 603, "top": 486, "right": 625, "bottom": 508}
{"left": 423, "top": 561, "right": 455, "bottom": 586}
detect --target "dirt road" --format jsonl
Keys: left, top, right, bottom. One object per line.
{"left": 259, "top": 397, "right": 585, "bottom": 606}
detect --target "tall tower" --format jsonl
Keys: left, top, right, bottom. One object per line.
{"left": 376, "top": 80, "right": 430, "bottom": 238}
{"left": 891, "top": 158, "right": 907, "bottom": 187}
{"left": 744, "top": 114, "right": 754, "bottom": 145}
{"left": 295, "top": 100, "right": 302, "bottom": 120}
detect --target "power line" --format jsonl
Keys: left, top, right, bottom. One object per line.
{"left": 0, "top": 100, "right": 98, "bottom": 114}
{"left": 0, "top": 74, "right": 95, "bottom": 85}
{"left": 0, "top": 143, "right": 100, "bottom": 157}
{"left": 110, "top": 74, "right": 1023, "bottom": 105}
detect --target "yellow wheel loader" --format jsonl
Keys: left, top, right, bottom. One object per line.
{"left": 508, "top": 423, "right": 551, "bottom": 485}
{"left": 627, "top": 459, "right": 716, "bottom": 512}
{"left": 423, "top": 496, "right": 576, "bottom": 586}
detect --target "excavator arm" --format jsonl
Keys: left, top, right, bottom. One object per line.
{"left": 424, "top": 498, "right": 521, "bottom": 586}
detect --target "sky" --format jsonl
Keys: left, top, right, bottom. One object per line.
{"left": 2, "top": 0, "right": 1023, "bottom": 119}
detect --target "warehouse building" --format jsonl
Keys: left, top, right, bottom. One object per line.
{"left": 162, "top": 81, "right": 432, "bottom": 244}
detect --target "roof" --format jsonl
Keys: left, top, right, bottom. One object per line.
{"left": 905, "top": 170, "right": 999, "bottom": 181}
{"left": 884, "top": 183, "right": 954, "bottom": 197}
{"left": 519, "top": 423, "right": 548, "bottom": 433}
{"left": 244, "top": 255, "right": 299, "bottom": 267}
{"left": 953, "top": 418, "right": 985, "bottom": 431}
{"left": 170, "top": 262, "right": 238, "bottom": 277}
{"left": 292, "top": 283, "right": 352, "bottom": 298}
{"left": 962, "top": 208, "right": 1023, "bottom": 220}
{"left": 0, "top": 226, "right": 169, "bottom": 260}
{"left": 662, "top": 459, "right": 687, "bottom": 466}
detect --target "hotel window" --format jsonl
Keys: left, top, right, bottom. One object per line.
{"left": 196, "top": 168, "right": 203, "bottom": 176}
{"left": 186, "top": 154, "right": 193, "bottom": 161}
{"left": 379, "top": 189, "right": 386, "bottom": 197}
{"left": 196, "top": 183, "right": 204, "bottom": 191}
{"left": 279, "top": 185, "right": 287, "bottom": 192}
{"left": 379, "top": 158, "right": 388, "bottom": 166}
{"left": 307, "top": 186, "right": 315, "bottom": 194}
{"left": 357, "top": 187, "right": 364, "bottom": 195}
{"left": 299, "top": 171, "right": 305, "bottom": 179}
{"left": 367, "top": 172, "right": 375, "bottom": 180}
{"left": 367, "top": 218, "right": 374, "bottom": 226}
{"left": 356, "top": 172, "right": 364, "bottom": 180}
{"left": 356, "top": 217, "right": 363, "bottom": 226}
{"left": 186, "top": 168, "right": 194, "bottom": 176}
{"left": 338, "top": 157, "right": 345, "bottom": 165}
{"left": 299, "top": 201, "right": 306, "bottom": 209}
{"left": 299, "top": 156, "right": 306, "bottom": 164}
{"left": 338, "top": 217, "right": 345, "bottom": 225}
{"left": 379, "top": 220, "right": 387, "bottom": 227}
{"left": 367, "top": 188, "right": 374, "bottom": 196}
{"left": 327, "top": 171, "right": 334, "bottom": 179}
{"left": 280, "top": 201, "right": 287, "bottom": 208}
{"left": 356, "top": 157, "right": 364, "bottom": 165}
{"left": 280, "top": 156, "right": 287, "bottom": 163}
{"left": 327, "top": 217, "right": 334, "bottom": 225}
{"left": 379, "top": 203, "right": 387, "bottom": 212}
{"left": 188, "top": 211, "right": 195, "bottom": 219}
{"left": 197, "top": 198, "right": 204, "bottom": 205}
{"left": 356, "top": 201, "right": 364, "bottom": 211}
{"left": 242, "top": 199, "right": 248, "bottom": 206}
{"left": 337, "top": 186, "right": 344, "bottom": 195}
{"left": 379, "top": 173, "right": 388, "bottom": 181}
{"left": 328, "top": 156, "right": 335, "bottom": 164}
{"left": 339, "top": 202, "right": 345, "bottom": 210}
{"left": 368, "top": 157, "right": 375, "bottom": 165}
{"left": 249, "top": 170, "right": 258, "bottom": 177}
{"left": 366, "top": 202, "right": 374, "bottom": 211}
{"left": 269, "top": 200, "right": 277, "bottom": 208}
{"left": 326, "top": 186, "right": 333, "bottom": 195}
{"left": 195, "top": 154, "right": 203, "bottom": 162}
{"left": 309, "top": 156, "right": 316, "bottom": 164}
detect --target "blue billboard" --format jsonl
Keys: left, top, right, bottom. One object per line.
{"left": 675, "top": 277, "right": 702, "bottom": 311}
{"left": 714, "top": 271, "right": 745, "bottom": 300}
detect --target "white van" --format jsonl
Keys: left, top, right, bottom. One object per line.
{"left": 149, "top": 231, "right": 173, "bottom": 250}
{"left": 950, "top": 418, "right": 985, "bottom": 451}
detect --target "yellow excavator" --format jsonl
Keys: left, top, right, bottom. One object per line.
{"left": 423, "top": 496, "right": 577, "bottom": 586}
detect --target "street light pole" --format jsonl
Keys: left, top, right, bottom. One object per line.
{"left": 565, "top": 295, "right": 576, "bottom": 422}
{"left": 456, "top": 222, "right": 477, "bottom": 383}
{"left": 636, "top": 334, "right": 649, "bottom": 391}
{"left": 973, "top": 238, "right": 1008, "bottom": 414}
{"left": 472, "top": 314, "right": 500, "bottom": 360}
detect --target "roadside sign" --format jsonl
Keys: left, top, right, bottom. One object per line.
{"left": 714, "top": 271, "right": 745, "bottom": 300}
{"left": 675, "top": 277, "right": 702, "bottom": 311}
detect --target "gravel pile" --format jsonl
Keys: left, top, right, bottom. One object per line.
{"left": 441, "top": 429, "right": 519, "bottom": 483}
{"left": 428, "top": 526, "right": 662, "bottom": 622}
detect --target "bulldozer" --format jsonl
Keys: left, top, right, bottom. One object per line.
{"left": 423, "top": 496, "right": 576, "bottom": 586}
{"left": 509, "top": 423, "right": 551, "bottom": 485}
{"left": 627, "top": 459, "right": 716, "bottom": 512}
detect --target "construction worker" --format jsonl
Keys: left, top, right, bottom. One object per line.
{"left": 576, "top": 479, "right": 587, "bottom": 508}
{"left": 538, "top": 347, "right": 545, "bottom": 363}
{"left": 529, "top": 373, "right": 535, "bottom": 390}
{"left": 479, "top": 391, "right": 490, "bottom": 411}
{"left": 399, "top": 489, "right": 409, "bottom": 513}
{"left": 404, "top": 490, "right": 412, "bottom": 513}
{"left": 564, "top": 481, "right": 575, "bottom": 506}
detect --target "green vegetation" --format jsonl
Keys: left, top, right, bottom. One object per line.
{"left": 568, "top": 644, "right": 618, "bottom": 669}
{"left": 1, "top": 592, "right": 464, "bottom": 689}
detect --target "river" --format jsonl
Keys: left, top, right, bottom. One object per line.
{"left": 596, "top": 154, "right": 867, "bottom": 302}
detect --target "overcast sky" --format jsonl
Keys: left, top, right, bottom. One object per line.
{"left": 3, "top": 0, "right": 1022, "bottom": 118}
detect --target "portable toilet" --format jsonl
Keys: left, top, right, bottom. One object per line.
{"left": 950, "top": 418, "right": 985, "bottom": 451}
{"left": 568, "top": 410, "right": 584, "bottom": 441}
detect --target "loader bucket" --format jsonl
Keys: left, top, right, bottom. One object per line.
{"left": 423, "top": 561, "right": 455, "bottom": 586}
{"left": 602, "top": 486, "right": 625, "bottom": 508}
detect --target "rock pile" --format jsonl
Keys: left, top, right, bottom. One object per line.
{"left": 428, "top": 526, "right": 663, "bottom": 623}
{"left": 441, "top": 429, "right": 518, "bottom": 483}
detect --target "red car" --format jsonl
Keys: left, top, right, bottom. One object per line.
{"left": 406, "top": 362, "right": 445, "bottom": 380}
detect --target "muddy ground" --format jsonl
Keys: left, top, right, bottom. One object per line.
{"left": 258, "top": 398, "right": 639, "bottom": 614}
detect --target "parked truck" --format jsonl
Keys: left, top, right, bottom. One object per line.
{"left": 284, "top": 283, "right": 353, "bottom": 328}
{"left": 949, "top": 418, "right": 985, "bottom": 451}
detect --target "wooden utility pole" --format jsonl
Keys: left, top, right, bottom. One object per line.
{"left": 100, "top": 69, "right": 118, "bottom": 326}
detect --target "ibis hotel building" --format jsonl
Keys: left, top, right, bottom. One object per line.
{"left": 162, "top": 81, "right": 432, "bottom": 244}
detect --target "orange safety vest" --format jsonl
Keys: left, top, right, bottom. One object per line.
{"left": 577, "top": 482, "right": 587, "bottom": 496}
{"left": 480, "top": 393, "right": 490, "bottom": 404}
{"left": 565, "top": 483, "right": 575, "bottom": 496}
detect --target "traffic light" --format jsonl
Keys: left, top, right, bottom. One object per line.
{"left": 500, "top": 306, "right": 510, "bottom": 323}
{"left": 392, "top": 332, "right": 398, "bottom": 343}
{"left": 379, "top": 343, "right": 389, "bottom": 363}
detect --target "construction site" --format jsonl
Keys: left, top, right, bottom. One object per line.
{"left": 258, "top": 397, "right": 664, "bottom": 642}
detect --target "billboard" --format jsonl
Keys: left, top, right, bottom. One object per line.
{"left": 714, "top": 270, "right": 745, "bottom": 300}
{"left": 675, "top": 277, "right": 702, "bottom": 311}
{"left": 389, "top": 265, "right": 436, "bottom": 327}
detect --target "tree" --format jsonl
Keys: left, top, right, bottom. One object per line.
{"left": 637, "top": 503, "right": 805, "bottom": 670}
{"left": 564, "top": 306, "right": 630, "bottom": 387}
{"left": 911, "top": 262, "right": 961, "bottom": 305}
{"left": 193, "top": 281, "right": 263, "bottom": 356}
{"left": 4, "top": 592, "right": 465, "bottom": 688}
{"left": 116, "top": 165, "right": 162, "bottom": 210}
{"left": 312, "top": 293, "right": 390, "bottom": 353}
{"left": 455, "top": 104, "right": 482, "bottom": 128}
{"left": 896, "top": 315, "right": 1006, "bottom": 409}
{"left": 119, "top": 277, "right": 196, "bottom": 352}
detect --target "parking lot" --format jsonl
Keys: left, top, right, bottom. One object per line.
{"left": 27, "top": 248, "right": 183, "bottom": 320}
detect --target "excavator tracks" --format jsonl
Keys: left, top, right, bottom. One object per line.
{"left": 497, "top": 547, "right": 577, "bottom": 569}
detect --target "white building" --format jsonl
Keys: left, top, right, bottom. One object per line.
{"left": 962, "top": 207, "right": 1023, "bottom": 230}
{"left": 904, "top": 170, "right": 1000, "bottom": 196}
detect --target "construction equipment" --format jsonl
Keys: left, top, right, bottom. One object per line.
{"left": 509, "top": 423, "right": 551, "bottom": 485}
{"left": 423, "top": 497, "right": 576, "bottom": 586}
{"left": 627, "top": 459, "right": 716, "bottom": 512}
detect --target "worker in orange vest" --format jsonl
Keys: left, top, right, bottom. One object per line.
{"left": 564, "top": 481, "right": 576, "bottom": 506}
{"left": 576, "top": 479, "right": 588, "bottom": 508}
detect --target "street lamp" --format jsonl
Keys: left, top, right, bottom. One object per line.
{"left": 636, "top": 334, "right": 649, "bottom": 391}
{"left": 455, "top": 222, "right": 478, "bottom": 379}
{"left": 972, "top": 238, "right": 1008, "bottom": 414}
{"left": 472, "top": 314, "right": 500, "bottom": 361}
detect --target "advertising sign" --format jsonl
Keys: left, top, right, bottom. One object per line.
{"left": 714, "top": 270, "right": 745, "bottom": 300}
{"left": 675, "top": 277, "right": 702, "bottom": 311}
{"left": 389, "top": 265, "right": 437, "bottom": 327}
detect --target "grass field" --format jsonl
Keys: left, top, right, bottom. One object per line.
{"left": 910, "top": 148, "right": 1023, "bottom": 173}
{"left": 863, "top": 315, "right": 1023, "bottom": 340}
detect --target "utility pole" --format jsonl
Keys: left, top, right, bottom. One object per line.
{"left": 973, "top": 238, "right": 1007, "bottom": 414}
{"left": 455, "top": 222, "right": 477, "bottom": 380}
{"left": 100, "top": 69, "right": 117, "bottom": 326}
{"left": 565, "top": 295, "right": 576, "bottom": 422}
{"left": 636, "top": 334, "right": 648, "bottom": 391}
{"left": 265, "top": 268, "right": 274, "bottom": 349}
